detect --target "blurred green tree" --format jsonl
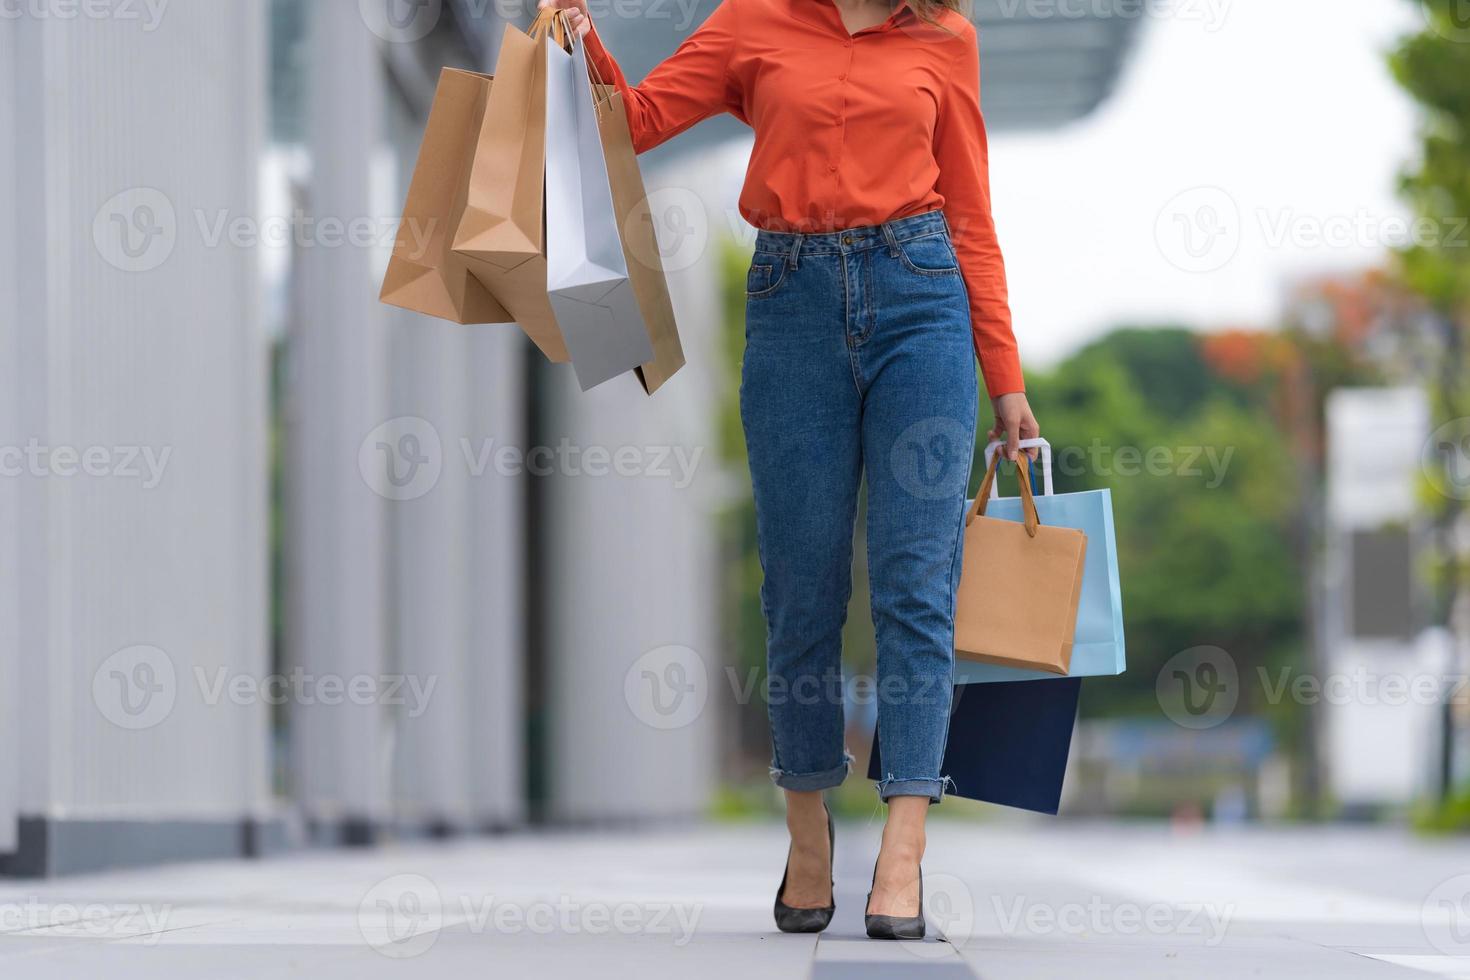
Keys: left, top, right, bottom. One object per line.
{"left": 1390, "top": 0, "right": 1470, "bottom": 806}
{"left": 1022, "top": 328, "right": 1304, "bottom": 721}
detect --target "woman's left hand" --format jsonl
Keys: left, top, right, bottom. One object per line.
{"left": 988, "top": 392, "right": 1040, "bottom": 462}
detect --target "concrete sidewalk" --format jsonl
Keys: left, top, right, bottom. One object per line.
{"left": 1, "top": 820, "right": 1469, "bottom": 978}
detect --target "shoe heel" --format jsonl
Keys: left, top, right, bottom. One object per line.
{"left": 773, "top": 805, "right": 836, "bottom": 934}
{"left": 864, "top": 862, "right": 925, "bottom": 940}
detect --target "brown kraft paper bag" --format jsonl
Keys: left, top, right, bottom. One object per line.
{"left": 452, "top": 9, "right": 571, "bottom": 364}
{"left": 591, "top": 84, "right": 685, "bottom": 394}
{"left": 378, "top": 68, "right": 513, "bottom": 326}
{"left": 953, "top": 453, "right": 1087, "bottom": 674}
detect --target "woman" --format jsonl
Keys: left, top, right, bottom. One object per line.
{"left": 541, "top": 0, "right": 1040, "bottom": 939}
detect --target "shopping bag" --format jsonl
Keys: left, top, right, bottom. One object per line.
{"left": 867, "top": 678, "right": 1081, "bottom": 814}
{"left": 378, "top": 68, "right": 514, "bottom": 326}
{"left": 952, "top": 445, "right": 1087, "bottom": 675}
{"left": 542, "top": 15, "right": 654, "bottom": 391}
{"left": 450, "top": 10, "right": 570, "bottom": 363}
{"left": 953, "top": 438, "right": 1127, "bottom": 684}
{"left": 593, "top": 86, "right": 685, "bottom": 395}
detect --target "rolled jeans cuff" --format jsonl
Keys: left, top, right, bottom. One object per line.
{"left": 876, "top": 775, "right": 951, "bottom": 804}
{"left": 769, "top": 753, "right": 852, "bottom": 792}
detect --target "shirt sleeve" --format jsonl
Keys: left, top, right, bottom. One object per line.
{"left": 582, "top": 1, "right": 744, "bottom": 154}
{"left": 933, "top": 26, "right": 1024, "bottom": 398}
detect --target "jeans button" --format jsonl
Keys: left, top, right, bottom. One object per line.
{"left": 842, "top": 235, "right": 853, "bottom": 245}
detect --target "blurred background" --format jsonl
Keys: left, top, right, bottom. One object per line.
{"left": 2, "top": 0, "right": 1469, "bottom": 879}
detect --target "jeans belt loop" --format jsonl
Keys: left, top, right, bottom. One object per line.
{"left": 881, "top": 220, "right": 902, "bottom": 258}
{"left": 789, "top": 233, "right": 803, "bottom": 270}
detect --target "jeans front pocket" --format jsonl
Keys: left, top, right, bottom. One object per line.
{"left": 746, "top": 252, "right": 790, "bottom": 298}
{"left": 896, "top": 232, "right": 960, "bottom": 277}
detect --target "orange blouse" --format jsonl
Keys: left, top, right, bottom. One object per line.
{"left": 584, "top": 0, "right": 1023, "bottom": 396}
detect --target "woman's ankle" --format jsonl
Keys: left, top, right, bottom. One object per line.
{"left": 878, "top": 796, "right": 928, "bottom": 861}
{"left": 784, "top": 790, "right": 827, "bottom": 830}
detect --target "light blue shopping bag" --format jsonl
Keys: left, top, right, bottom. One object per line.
{"left": 953, "top": 439, "right": 1127, "bottom": 684}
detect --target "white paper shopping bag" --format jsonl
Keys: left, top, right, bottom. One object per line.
{"left": 543, "top": 23, "right": 653, "bottom": 391}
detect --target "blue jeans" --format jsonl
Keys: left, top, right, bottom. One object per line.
{"left": 740, "top": 208, "right": 979, "bottom": 803}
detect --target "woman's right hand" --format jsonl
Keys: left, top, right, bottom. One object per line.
{"left": 538, "top": 0, "right": 592, "bottom": 38}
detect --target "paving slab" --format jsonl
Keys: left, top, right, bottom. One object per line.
{"left": 0, "top": 821, "right": 1463, "bottom": 978}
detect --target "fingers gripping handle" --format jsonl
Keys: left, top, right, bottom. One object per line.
{"left": 530, "top": 5, "right": 567, "bottom": 45}
{"left": 983, "top": 437, "right": 1053, "bottom": 498}
{"left": 533, "top": 7, "right": 614, "bottom": 111}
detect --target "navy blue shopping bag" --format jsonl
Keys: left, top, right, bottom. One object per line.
{"left": 867, "top": 677, "right": 1082, "bottom": 815}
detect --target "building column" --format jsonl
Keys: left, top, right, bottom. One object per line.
{"left": 543, "top": 146, "right": 725, "bottom": 818}
{"left": 3, "top": 2, "right": 271, "bottom": 876}
{"left": 0, "top": 12, "right": 20, "bottom": 857}
{"left": 464, "top": 329, "right": 528, "bottom": 828}
{"left": 285, "top": 1, "right": 393, "bottom": 840}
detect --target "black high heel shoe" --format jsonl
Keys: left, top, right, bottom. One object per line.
{"left": 865, "top": 861, "right": 925, "bottom": 940}
{"left": 773, "top": 805, "right": 835, "bottom": 933}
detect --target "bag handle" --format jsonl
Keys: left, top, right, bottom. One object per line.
{"left": 966, "top": 451, "right": 1041, "bottom": 538}
{"left": 983, "top": 437, "right": 1053, "bottom": 497}
{"left": 581, "top": 31, "right": 616, "bottom": 115}
{"left": 530, "top": 6, "right": 570, "bottom": 48}
{"left": 535, "top": 7, "right": 616, "bottom": 114}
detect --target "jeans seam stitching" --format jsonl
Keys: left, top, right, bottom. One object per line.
{"left": 857, "top": 251, "right": 877, "bottom": 345}
{"left": 931, "top": 411, "right": 977, "bottom": 803}
{"left": 841, "top": 254, "right": 864, "bottom": 395}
